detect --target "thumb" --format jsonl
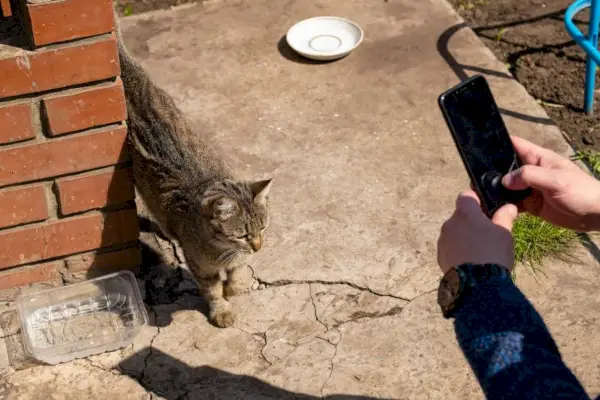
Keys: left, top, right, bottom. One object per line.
{"left": 455, "top": 190, "right": 482, "bottom": 218}
{"left": 492, "top": 203, "right": 518, "bottom": 231}
{"left": 502, "top": 165, "right": 558, "bottom": 191}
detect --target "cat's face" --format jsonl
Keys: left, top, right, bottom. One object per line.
{"left": 202, "top": 179, "right": 272, "bottom": 256}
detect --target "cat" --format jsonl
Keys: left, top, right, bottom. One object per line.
{"left": 115, "top": 19, "right": 272, "bottom": 328}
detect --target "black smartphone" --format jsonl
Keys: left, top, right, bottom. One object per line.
{"left": 438, "top": 75, "right": 530, "bottom": 217}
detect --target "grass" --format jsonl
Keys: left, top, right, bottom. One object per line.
{"left": 513, "top": 214, "right": 579, "bottom": 279}
{"left": 495, "top": 28, "right": 507, "bottom": 42}
{"left": 123, "top": 3, "right": 133, "bottom": 16}
{"left": 511, "top": 150, "right": 600, "bottom": 278}
{"left": 573, "top": 150, "right": 600, "bottom": 178}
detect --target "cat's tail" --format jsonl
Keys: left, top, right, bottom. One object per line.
{"left": 112, "top": 9, "right": 194, "bottom": 174}
{"left": 112, "top": 8, "right": 148, "bottom": 95}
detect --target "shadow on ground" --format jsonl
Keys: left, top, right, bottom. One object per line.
{"left": 119, "top": 347, "right": 389, "bottom": 400}
{"left": 136, "top": 217, "right": 210, "bottom": 328}
{"left": 277, "top": 35, "right": 340, "bottom": 65}
{"left": 436, "top": 22, "right": 554, "bottom": 125}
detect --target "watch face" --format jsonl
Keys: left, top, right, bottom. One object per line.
{"left": 438, "top": 268, "right": 461, "bottom": 312}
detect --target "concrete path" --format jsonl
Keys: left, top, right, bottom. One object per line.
{"left": 3, "top": 0, "right": 600, "bottom": 398}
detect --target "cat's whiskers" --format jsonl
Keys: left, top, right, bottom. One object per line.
{"left": 221, "top": 249, "right": 243, "bottom": 266}
{"left": 217, "top": 249, "right": 235, "bottom": 264}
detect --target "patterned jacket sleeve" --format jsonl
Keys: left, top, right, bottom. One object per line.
{"left": 454, "top": 275, "right": 590, "bottom": 399}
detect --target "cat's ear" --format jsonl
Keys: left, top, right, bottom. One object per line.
{"left": 250, "top": 179, "right": 272, "bottom": 205}
{"left": 201, "top": 194, "right": 239, "bottom": 220}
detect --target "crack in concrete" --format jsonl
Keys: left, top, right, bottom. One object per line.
{"left": 329, "top": 288, "right": 437, "bottom": 330}
{"left": 309, "top": 284, "right": 340, "bottom": 399}
{"left": 112, "top": 307, "right": 162, "bottom": 397}
{"left": 320, "top": 331, "right": 340, "bottom": 399}
{"left": 254, "top": 276, "right": 412, "bottom": 302}
{"left": 101, "top": 262, "right": 435, "bottom": 399}
{"left": 232, "top": 325, "right": 273, "bottom": 369}
{"left": 81, "top": 358, "right": 122, "bottom": 376}
{"left": 140, "top": 308, "right": 161, "bottom": 384}
{"left": 308, "top": 284, "right": 327, "bottom": 330}
{"left": 332, "top": 305, "right": 405, "bottom": 328}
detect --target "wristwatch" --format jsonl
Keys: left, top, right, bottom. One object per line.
{"left": 437, "top": 263, "right": 512, "bottom": 319}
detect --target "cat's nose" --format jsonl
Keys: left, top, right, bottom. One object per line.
{"left": 250, "top": 238, "right": 262, "bottom": 252}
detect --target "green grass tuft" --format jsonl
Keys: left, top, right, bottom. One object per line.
{"left": 512, "top": 214, "right": 579, "bottom": 279}
{"left": 573, "top": 150, "right": 600, "bottom": 178}
{"left": 123, "top": 3, "right": 133, "bottom": 16}
{"left": 511, "top": 150, "right": 600, "bottom": 278}
{"left": 495, "top": 28, "right": 507, "bottom": 42}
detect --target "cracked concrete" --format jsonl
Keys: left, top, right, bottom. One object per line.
{"left": 2, "top": 0, "right": 600, "bottom": 398}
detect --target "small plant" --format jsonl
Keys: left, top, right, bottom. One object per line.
{"left": 573, "top": 150, "right": 600, "bottom": 178}
{"left": 495, "top": 28, "right": 507, "bottom": 42}
{"left": 512, "top": 214, "right": 579, "bottom": 279}
{"left": 123, "top": 3, "right": 133, "bottom": 16}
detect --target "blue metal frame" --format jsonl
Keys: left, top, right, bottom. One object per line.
{"left": 565, "top": 0, "right": 600, "bottom": 114}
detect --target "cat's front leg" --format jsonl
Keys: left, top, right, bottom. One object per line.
{"left": 197, "top": 274, "right": 235, "bottom": 328}
{"left": 224, "top": 266, "right": 252, "bottom": 298}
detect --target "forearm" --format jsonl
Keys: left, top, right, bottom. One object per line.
{"left": 454, "top": 276, "right": 589, "bottom": 399}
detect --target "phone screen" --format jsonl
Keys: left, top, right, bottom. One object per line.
{"left": 439, "top": 75, "right": 529, "bottom": 216}
{"left": 442, "top": 77, "right": 516, "bottom": 182}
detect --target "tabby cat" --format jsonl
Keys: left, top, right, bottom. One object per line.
{"left": 115, "top": 21, "right": 272, "bottom": 328}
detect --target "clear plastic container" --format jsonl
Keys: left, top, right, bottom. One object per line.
{"left": 16, "top": 271, "right": 148, "bottom": 365}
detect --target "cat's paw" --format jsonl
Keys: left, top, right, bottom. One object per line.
{"left": 209, "top": 301, "right": 236, "bottom": 328}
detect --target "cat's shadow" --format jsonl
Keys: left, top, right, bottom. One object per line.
{"left": 137, "top": 221, "right": 209, "bottom": 328}
{"left": 119, "top": 347, "right": 389, "bottom": 399}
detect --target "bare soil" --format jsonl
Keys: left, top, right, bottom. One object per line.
{"left": 114, "top": 0, "right": 198, "bottom": 16}
{"left": 448, "top": 0, "right": 600, "bottom": 151}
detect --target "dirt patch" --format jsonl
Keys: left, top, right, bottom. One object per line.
{"left": 114, "top": 0, "right": 199, "bottom": 16}
{"left": 448, "top": 0, "right": 600, "bottom": 150}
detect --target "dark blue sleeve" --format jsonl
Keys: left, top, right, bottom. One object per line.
{"left": 454, "top": 276, "right": 590, "bottom": 400}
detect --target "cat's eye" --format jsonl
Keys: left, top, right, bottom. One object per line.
{"left": 236, "top": 234, "right": 249, "bottom": 240}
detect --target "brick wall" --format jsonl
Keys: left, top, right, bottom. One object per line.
{"left": 0, "top": 0, "right": 140, "bottom": 299}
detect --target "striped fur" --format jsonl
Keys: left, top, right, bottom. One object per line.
{"left": 116, "top": 19, "right": 272, "bottom": 327}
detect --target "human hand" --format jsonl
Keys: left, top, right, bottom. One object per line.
{"left": 437, "top": 190, "right": 517, "bottom": 275}
{"left": 502, "top": 136, "right": 600, "bottom": 232}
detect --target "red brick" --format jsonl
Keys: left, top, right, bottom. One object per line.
{"left": 0, "top": 0, "right": 12, "bottom": 18}
{"left": 0, "top": 126, "right": 129, "bottom": 187}
{"left": 0, "top": 261, "right": 61, "bottom": 290}
{"left": 0, "top": 209, "right": 139, "bottom": 269}
{"left": 0, "top": 102, "right": 34, "bottom": 144}
{"left": 0, "top": 37, "right": 119, "bottom": 99}
{"left": 0, "top": 184, "right": 48, "bottom": 229}
{"left": 44, "top": 81, "right": 127, "bottom": 136}
{"left": 56, "top": 168, "right": 134, "bottom": 215}
{"left": 25, "top": 0, "right": 114, "bottom": 47}
{"left": 66, "top": 247, "right": 141, "bottom": 273}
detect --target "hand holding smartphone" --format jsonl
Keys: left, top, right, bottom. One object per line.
{"left": 438, "top": 75, "right": 530, "bottom": 217}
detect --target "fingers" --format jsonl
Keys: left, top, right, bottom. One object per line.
{"left": 492, "top": 203, "right": 518, "bottom": 231}
{"left": 520, "top": 192, "right": 543, "bottom": 216}
{"left": 502, "top": 165, "right": 561, "bottom": 191}
{"left": 511, "top": 136, "right": 575, "bottom": 169}
{"left": 455, "top": 190, "right": 481, "bottom": 215}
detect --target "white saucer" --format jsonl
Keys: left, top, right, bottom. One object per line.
{"left": 286, "top": 16, "right": 364, "bottom": 61}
